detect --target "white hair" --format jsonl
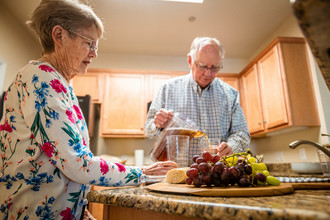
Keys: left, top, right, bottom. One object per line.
{"left": 188, "top": 37, "right": 225, "bottom": 61}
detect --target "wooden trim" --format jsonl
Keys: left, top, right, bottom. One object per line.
{"left": 88, "top": 68, "right": 188, "bottom": 76}
{"left": 239, "top": 37, "right": 306, "bottom": 76}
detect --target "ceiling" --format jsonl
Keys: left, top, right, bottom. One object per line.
{"left": 2, "top": 0, "right": 293, "bottom": 59}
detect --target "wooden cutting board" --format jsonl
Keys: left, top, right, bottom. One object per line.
{"left": 291, "top": 182, "right": 330, "bottom": 190}
{"left": 146, "top": 182, "right": 294, "bottom": 197}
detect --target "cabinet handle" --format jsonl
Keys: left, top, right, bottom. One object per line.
{"left": 258, "top": 122, "right": 261, "bottom": 125}
{"left": 263, "top": 120, "right": 267, "bottom": 124}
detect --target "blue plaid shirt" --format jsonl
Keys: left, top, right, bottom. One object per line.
{"left": 145, "top": 73, "right": 250, "bottom": 160}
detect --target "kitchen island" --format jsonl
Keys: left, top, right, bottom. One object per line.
{"left": 87, "top": 184, "right": 329, "bottom": 220}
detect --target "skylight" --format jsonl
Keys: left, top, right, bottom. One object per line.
{"left": 161, "top": 0, "right": 204, "bottom": 3}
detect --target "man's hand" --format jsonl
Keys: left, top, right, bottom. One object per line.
{"left": 217, "top": 142, "right": 233, "bottom": 157}
{"left": 141, "top": 161, "right": 177, "bottom": 175}
{"left": 153, "top": 109, "right": 174, "bottom": 128}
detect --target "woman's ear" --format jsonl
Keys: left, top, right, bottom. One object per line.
{"left": 52, "top": 25, "right": 64, "bottom": 47}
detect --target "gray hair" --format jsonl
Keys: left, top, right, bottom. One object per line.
{"left": 27, "top": 0, "right": 104, "bottom": 54}
{"left": 188, "top": 37, "right": 225, "bottom": 61}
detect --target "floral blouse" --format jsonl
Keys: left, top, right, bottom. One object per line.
{"left": 0, "top": 61, "right": 142, "bottom": 220}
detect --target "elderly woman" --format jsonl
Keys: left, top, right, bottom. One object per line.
{"left": 0, "top": 0, "right": 176, "bottom": 219}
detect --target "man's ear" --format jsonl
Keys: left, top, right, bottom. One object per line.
{"left": 52, "top": 25, "right": 65, "bottom": 47}
{"left": 187, "top": 54, "right": 193, "bottom": 68}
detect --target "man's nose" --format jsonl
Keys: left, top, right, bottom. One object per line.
{"left": 204, "top": 68, "right": 212, "bottom": 76}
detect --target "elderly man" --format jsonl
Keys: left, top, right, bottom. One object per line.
{"left": 145, "top": 37, "right": 250, "bottom": 160}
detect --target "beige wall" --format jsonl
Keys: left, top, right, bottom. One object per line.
{"left": 0, "top": 4, "right": 41, "bottom": 92}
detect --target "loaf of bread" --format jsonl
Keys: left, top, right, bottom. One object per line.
{"left": 165, "top": 167, "right": 189, "bottom": 184}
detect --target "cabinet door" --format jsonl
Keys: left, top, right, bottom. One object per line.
{"left": 240, "top": 64, "right": 264, "bottom": 134}
{"left": 71, "top": 73, "right": 103, "bottom": 103}
{"left": 219, "top": 76, "right": 240, "bottom": 91}
{"left": 258, "top": 46, "right": 288, "bottom": 129}
{"left": 101, "top": 74, "right": 146, "bottom": 137}
{"left": 148, "top": 74, "right": 172, "bottom": 102}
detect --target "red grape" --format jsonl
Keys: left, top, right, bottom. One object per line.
{"left": 201, "top": 172, "right": 213, "bottom": 186}
{"left": 198, "top": 162, "right": 210, "bottom": 173}
{"left": 238, "top": 177, "right": 251, "bottom": 187}
{"left": 190, "top": 163, "right": 198, "bottom": 169}
{"left": 211, "top": 154, "right": 220, "bottom": 163}
{"left": 196, "top": 157, "right": 206, "bottom": 164}
{"left": 220, "top": 168, "right": 231, "bottom": 186}
{"left": 186, "top": 168, "right": 198, "bottom": 178}
{"left": 185, "top": 177, "right": 193, "bottom": 185}
{"left": 202, "top": 151, "right": 213, "bottom": 162}
{"left": 237, "top": 163, "right": 245, "bottom": 174}
{"left": 213, "top": 161, "right": 225, "bottom": 174}
{"left": 255, "top": 173, "right": 267, "bottom": 182}
{"left": 192, "top": 155, "right": 200, "bottom": 163}
{"left": 228, "top": 166, "right": 240, "bottom": 185}
{"left": 212, "top": 172, "right": 222, "bottom": 186}
{"left": 193, "top": 175, "right": 202, "bottom": 187}
{"left": 245, "top": 164, "right": 252, "bottom": 175}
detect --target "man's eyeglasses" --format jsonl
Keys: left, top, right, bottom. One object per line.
{"left": 67, "top": 29, "right": 98, "bottom": 52}
{"left": 195, "top": 62, "right": 222, "bottom": 73}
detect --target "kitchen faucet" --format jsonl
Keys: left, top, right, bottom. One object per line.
{"left": 289, "top": 140, "right": 330, "bottom": 157}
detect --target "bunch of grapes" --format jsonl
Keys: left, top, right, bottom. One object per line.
{"left": 185, "top": 150, "right": 280, "bottom": 188}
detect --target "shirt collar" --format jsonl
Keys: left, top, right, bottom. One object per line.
{"left": 189, "top": 72, "right": 213, "bottom": 94}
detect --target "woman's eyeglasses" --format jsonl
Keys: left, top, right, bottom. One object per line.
{"left": 67, "top": 29, "right": 98, "bottom": 52}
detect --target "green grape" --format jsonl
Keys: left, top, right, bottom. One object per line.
{"left": 262, "top": 170, "right": 270, "bottom": 176}
{"left": 259, "top": 163, "right": 267, "bottom": 171}
{"left": 225, "top": 156, "right": 238, "bottom": 166}
{"left": 247, "top": 157, "right": 256, "bottom": 164}
{"left": 266, "top": 176, "right": 280, "bottom": 186}
{"left": 251, "top": 162, "right": 261, "bottom": 172}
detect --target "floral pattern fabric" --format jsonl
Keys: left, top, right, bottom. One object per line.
{"left": 0, "top": 61, "right": 142, "bottom": 220}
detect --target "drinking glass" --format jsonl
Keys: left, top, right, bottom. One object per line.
{"left": 209, "top": 138, "right": 220, "bottom": 155}
{"left": 166, "top": 135, "right": 189, "bottom": 167}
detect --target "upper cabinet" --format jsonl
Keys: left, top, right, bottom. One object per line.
{"left": 218, "top": 74, "right": 240, "bottom": 91}
{"left": 71, "top": 70, "right": 104, "bottom": 103}
{"left": 147, "top": 71, "right": 186, "bottom": 103}
{"left": 99, "top": 70, "right": 186, "bottom": 138}
{"left": 240, "top": 64, "right": 264, "bottom": 134}
{"left": 101, "top": 73, "right": 147, "bottom": 137}
{"left": 240, "top": 37, "right": 320, "bottom": 137}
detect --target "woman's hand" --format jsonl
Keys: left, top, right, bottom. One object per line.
{"left": 141, "top": 161, "right": 177, "bottom": 175}
{"left": 217, "top": 142, "right": 233, "bottom": 157}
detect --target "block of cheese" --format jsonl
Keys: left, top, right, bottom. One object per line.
{"left": 165, "top": 167, "right": 189, "bottom": 184}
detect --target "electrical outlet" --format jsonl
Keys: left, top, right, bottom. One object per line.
{"left": 299, "top": 148, "right": 307, "bottom": 160}
{"left": 274, "top": 151, "right": 284, "bottom": 161}
{"left": 279, "top": 151, "right": 284, "bottom": 161}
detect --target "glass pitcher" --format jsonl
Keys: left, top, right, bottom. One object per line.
{"left": 149, "top": 112, "right": 207, "bottom": 162}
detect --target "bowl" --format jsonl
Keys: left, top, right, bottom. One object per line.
{"left": 290, "top": 162, "right": 322, "bottom": 174}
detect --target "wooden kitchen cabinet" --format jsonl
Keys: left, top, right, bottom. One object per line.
{"left": 100, "top": 73, "right": 147, "bottom": 137}
{"left": 218, "top": 74, "right": 240, "bottom": 92}
{"left": 71, "top": 70, "right": 104, "bottom": 103}
{"left": 240, "top": 37, "right": 319, "bottom": 136}
{"left": 147, "top": 74, "right": 173, "bottom": 103}
{"left": 240, "top": 64, "right": 264, "bottom": 133}
{"left": 147, "top": 71, "right": 187, "bottom": 103}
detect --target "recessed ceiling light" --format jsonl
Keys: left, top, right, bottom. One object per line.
{"left": 161, "top": 0, "right": 204, "bottom": 3}
{"left": 188, "top": 16, "right": 196, "bottom": 22}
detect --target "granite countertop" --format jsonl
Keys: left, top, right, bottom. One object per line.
{"left": 87, "top": 184, "right": 330, "bottom": 220}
